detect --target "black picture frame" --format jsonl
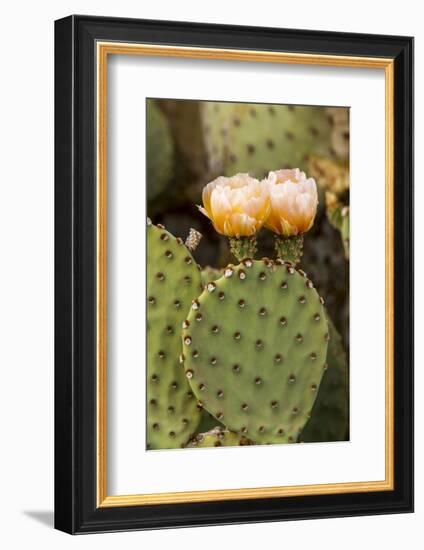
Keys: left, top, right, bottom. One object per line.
{"left": 55, "top": 14, "right": 414, "bottom": 534}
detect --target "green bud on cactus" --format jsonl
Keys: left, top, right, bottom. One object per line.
{"left": 274, "top": 235, "right": 304, "bottom": 265}
{"left": 229, "top": 236, "right": 257, "bottom": 262}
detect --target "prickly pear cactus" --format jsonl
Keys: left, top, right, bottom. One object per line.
{"left": 299, "top": 318, "right": 349, "bottom": 442}
{"left": 186, "top": 427, "right": 253, "bottom": 448}
{"left": 146, "top": 102, "right": 174, "bottom": 202}
{"left": 201, "top": 102, "right": 335, "bottom": 178}
{"left": 181, "top": 259, "right": 329, "bottom": 444}
{"left": 147, "top": 222, "right": 203, "bottom": 449}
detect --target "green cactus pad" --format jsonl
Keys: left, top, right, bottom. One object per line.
{"left": 186, "top": 427, "right": 253, "bottom": 448}
{"left": 201, "top": 102, "right": 334, "bottom": 178}
{"left": 181, "top": 259, "right": 329, "bottom": 444}
{"left": 299, "top": 318, "right": 349, "bottom": 442}
{"left": 147, "top": 222, "right": 203, "bottom": 449}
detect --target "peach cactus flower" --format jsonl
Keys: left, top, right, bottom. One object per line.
{"left": 198, "top": 173, "right": 270, "bottom": 237}
{"left": 265, "top": 168, "right": 318, "bottom": 236}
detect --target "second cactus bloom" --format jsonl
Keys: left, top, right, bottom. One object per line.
{"left": 266, "top": 169, "right": 318, "bottom": 264}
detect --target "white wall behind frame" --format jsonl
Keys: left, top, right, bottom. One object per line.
{"left": 0, "top": 1, "right": 420, "bottom": 549}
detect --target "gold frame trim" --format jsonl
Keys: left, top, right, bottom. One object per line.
{"left": 96, "top": 42, "right": 394, "bottom": 508}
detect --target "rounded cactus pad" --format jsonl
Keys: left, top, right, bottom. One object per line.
{"left": 147, "top": 222, "right": 203, "bottom": 449}
{"left": 201, "top": 102, "right": 333, "bottom": 178}
{"left": 182, "top": 259, "right": 329, "bottom": 444}
{"left": 186, "top": 427, "right": 253, "bottom": 448}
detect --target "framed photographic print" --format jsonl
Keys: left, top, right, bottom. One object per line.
{"left": 54, "top": 15, "right": 414, "bottom": 534}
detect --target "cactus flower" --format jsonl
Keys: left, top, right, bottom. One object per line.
{"left": 266, "top": 169, "right": 318, "bottom": 236}
{"left": 198, "top": 173, "right": 270, "bottom": 237}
